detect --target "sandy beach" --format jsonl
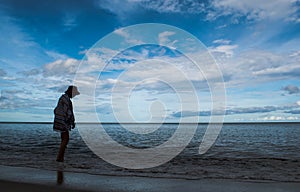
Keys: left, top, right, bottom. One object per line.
{"left": 1, "top": 165, "right": 300, "bottom": 192}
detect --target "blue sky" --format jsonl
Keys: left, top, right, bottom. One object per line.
{"left": 0, "top": 0, "right": 300, "bottom": 122}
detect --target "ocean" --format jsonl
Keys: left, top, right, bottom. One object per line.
{"left": 0, "top": 123, "right": 299, "bottom": 182}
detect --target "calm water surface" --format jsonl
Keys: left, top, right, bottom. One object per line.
{"left": 0, "top": 123, "right": 299, "bottom": 181}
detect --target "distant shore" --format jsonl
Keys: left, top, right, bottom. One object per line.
{"left": 1, "top": 165, "right": 300, "bottom": 192}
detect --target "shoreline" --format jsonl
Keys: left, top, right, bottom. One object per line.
{"left": 1, "top": 165, "right": 300, "bottom": 192}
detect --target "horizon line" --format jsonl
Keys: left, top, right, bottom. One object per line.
{"left": 0, "top": 121, "right": 299, "bottom": 124}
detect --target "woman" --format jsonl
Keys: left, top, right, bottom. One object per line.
{"left": 53, "top": 85, "right": 80, "bottom": 162}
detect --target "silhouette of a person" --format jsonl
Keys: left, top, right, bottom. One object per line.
{"left": 53, "top": 85, "right": 80, "bottom": 162}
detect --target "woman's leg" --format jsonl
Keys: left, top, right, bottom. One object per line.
{"left": 56, "top": 131, "right": 69, "bottom": 162}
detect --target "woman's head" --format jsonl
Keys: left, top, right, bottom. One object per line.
{"left": 65, "top": 85, "right": 80, "bottom": 98}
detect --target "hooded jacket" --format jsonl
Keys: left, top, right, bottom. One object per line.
{"left": 53, "top": 94, "right": 75, "bottom": 132}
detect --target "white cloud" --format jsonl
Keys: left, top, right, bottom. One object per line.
{"left": 287, "top": 116, "right": 299, "bottom": 120}
{"left": 43, "top": 58, "right": 80, "bottom": 77}
{"left": 106, "top": 52, "right": 222, "bottom": 85}
{"left": 253, "top": 62, "right": 300, "bottom": 77}
{"left": 97, "top": 0, "right": 139, "bottom": 20}
{"left": 158, "top": 31, "right": 178, "bottom": 48}
{"left": 215, "top": 49, "right": 300, "bottom": 87}
{"left": 79, "top": 47, "right": 122, "bottom": 74}
{"left": 289, "top": 50, "right": 300, "bottom": 57}
{"left": 213, "top": 39, "right": 231, "bottom": 44}
{"left": 78, "top": 49, "right": 88, "bottom": 55}
{"left": 71, "top": 45, "right": 218, "bottom": 122}
{"left": 263, "top": 116, "right": 285, "bottom": 121}
{"left": 114, "top": 28, "right": 144, "bottom": 44}
{"left": 216, "top": 24, "right": 227, "bottom": 29}
{"left": 208, "top": 0, "right": 300, "bottom": 22}
{"left": 259, "top": 115, "right": 299, "bottom": 121}
{"left": 209, "top": 44, "right": 238, "bottom": 58}
{"left": 45, "top": 50, "right": 69, "bottom": 60}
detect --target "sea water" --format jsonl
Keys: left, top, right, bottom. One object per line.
{"left": 0, "top": 123, "right": 299, "bottom": 181}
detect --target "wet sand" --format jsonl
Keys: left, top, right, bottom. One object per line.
{"left": 0, "top": 180, "right": 90, "bottom": 192}
{"left": 1, "top": 165, "right": 300, "bottom": 192}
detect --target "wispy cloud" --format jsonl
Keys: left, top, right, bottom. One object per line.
{"left": 96, "top": 0, "right": 140, "bottom": 20}
{"left": 1, "top": 0, "right": 300, "bottom": 122}
{"left": 213, "top": 39, "right": 231, "bottom": 44}
{"left": 158, "top": 31, "right": 177, "bottom": 48}
{"left": 213, "top": 49, "right": 300, "bottom": 87}
{"left": 208, "top": 0, "right": 300, "bottom": 22}
{"left": 209, "top": 44, "right": 238, "bottom": 58}
{"left": 0, "top": 11, "right": 42, "bottom": 70}
{"left": 0, "top": 89, "right": 36, "bottom": 109}
{"left": 19, "top": 69, "right": 41, "bottom": 77}
{"left": 136, "top": 0, "right": 206, "bottom": 14}
{"left": 114, "top": 28, "right": 144, "bottom": 44}
{"left": 62, "top": 13, "right": 78, "bottom": 31}
{"left": 98, "top": 0, "right": 206, "bottom": 15}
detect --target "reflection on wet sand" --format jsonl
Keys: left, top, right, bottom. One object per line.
{"left": 57, "top": 170, "right": 64, "bottom": 185}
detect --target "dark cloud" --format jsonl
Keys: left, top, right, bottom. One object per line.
{"left": 281, "top": 85, "right": 300, "bottom": 95}
{"left": 171, "top": 105, "right": 300, "bottom": 118}
{"left": 1, "top": 89, "right": 24, "bottom": 97}
{"left": 285, "top": 110, "right": 300, "bottom": 114}
{"left": 172, "top": 110, "right": 212, "bottom": 118}
{"left": 0, "top": 69, "right": 7, "bottom": 76}
{"left": 0, "top": 95, "right": 8, "bottom": 101}
{"left": 226, "top": 106, "right": 277, "bottom": 115}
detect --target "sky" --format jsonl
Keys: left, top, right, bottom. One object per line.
{"left": 0, "top": 0, "right": 300, "bottom": 122}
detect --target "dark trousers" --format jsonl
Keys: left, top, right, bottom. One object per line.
{"left": 56, "top": 131, "right": 69, "bottom": 162}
